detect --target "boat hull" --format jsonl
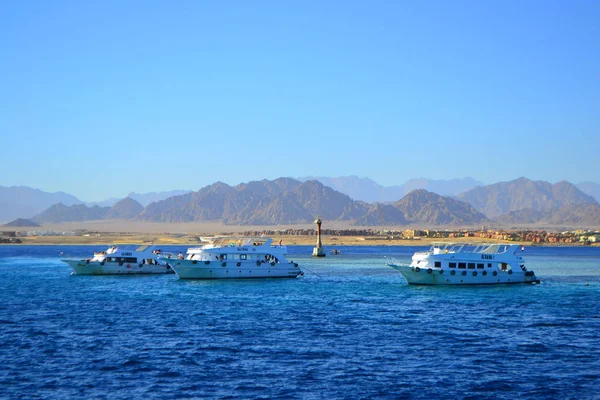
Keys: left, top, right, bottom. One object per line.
{"left": 388, "top": 264, "right": 540, "bottom": 285}
{"left": 63, "top": 260, "right": 174, "bottom": 275}
{"left": 170, "top": 260, "right": 302, "bottom": 279}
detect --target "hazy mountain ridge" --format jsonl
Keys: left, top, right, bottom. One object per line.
{"left": 394, "top": 189, "right": 488, "bottom": 226}
{"left": 137, "top": 182, "right": 236, "bottom": 223}
{"left": 137, "top": 179, "right": 364, "bottom": 224}
{"left": 350, "top": 203, "right": 409, "bottom": 226}
{"left": 29, "top": 179, "right": 485, "bottom": 226}
{"left": 137, "top": 179, "right": 483, "bottom": 225}
{"left": 298, "top": 176, "right": 393, "bottom": 203}
{"left": 457, "top": 177, "right": 597, "bottom": 218}
{"left": 402, "top": 178, "right": 484, "bottom": 197}
{"left": 34, "top": 203, "right": 110, "bottom": 223}
{"left": 105, "top": 198, "right": 144, "bottom": 219}
{"left": 127, "top": 190, "right": 193, "bottom": 207}
{"left": 3, "top": 218, "right": 41, "bottom": 227}
{"left": 298, "top": 176, "right": 484, "bottom": 202}
{"left": 35, "top": 198, "right": 144, "bottom": 223}
{"left": 496, "top": 204, "right": 600, "bottom": 227}
{"left": 0, "top": 186, "right": 82, "bottom": 223}
{"left": 0, "top": 186, "right": 196, "bottom": 222}
{"left": 577, "top": 182, "right": 600, "bottom": 203}
{"left": 9, "top": 177, "right": 600, "bottom": 227}
{"left": 87, "top": 190, "right": 193, "bottom": 207}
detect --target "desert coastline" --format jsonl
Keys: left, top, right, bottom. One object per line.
{"left": 5, "top": 220, "right": 598, "bottom": 247}
{"left": 4, "top": 178, "right": 599, "bottom": 248}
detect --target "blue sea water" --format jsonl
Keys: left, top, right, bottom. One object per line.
{"left": 0, "top": 245, "right": 599, "bottom": 399}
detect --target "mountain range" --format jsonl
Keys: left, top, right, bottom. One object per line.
{"left": 3, "top": 218, "right": 41, "bottom": 227}
{"left": 0, "top": 186, "right": 191, "bottom": 223}
{"left": 298, "top": 176, "right": 484, "bottom": 203}
{"left": 32, "top": 179, "right": 490, "bottom": 227}
{"left": 86, "top": 190, "right": 193, "bottom": 207}
{"left": 33, "top": 197, "right": 146, "bottom": 223}
{"left": 0, "top": 186, "right": 80, "bottom": 224}
{"left": 3, "top": 177, "right": 600, "bottom": 227}
{"left": 457, "top": 178, "right": 597, "bottom": 218}
{"left": 495, "top": 204, "right": 600, "bottom": 226}
{"left": 575, "top": 182, "right": 600, "bottom": 203}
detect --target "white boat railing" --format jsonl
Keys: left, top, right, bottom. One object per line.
{"left": 425, "top": 243, "right": 518, "bottom": 255}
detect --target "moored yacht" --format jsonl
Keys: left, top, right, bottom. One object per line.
{"left": 166, "top": 237, "right": 303, "bottom": 279}
{"left": 62, "top": 245, "right": 174, "bottom": 275}
{"left": 386, "top": 243, "right": 540, "bottom": 285}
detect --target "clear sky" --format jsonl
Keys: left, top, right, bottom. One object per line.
{"left": 1, "top": 0, "right": 599, "bottom": 201}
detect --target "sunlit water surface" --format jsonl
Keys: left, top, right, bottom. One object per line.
{"left": 1, "top": 245, "right": 599, "bottom": 399}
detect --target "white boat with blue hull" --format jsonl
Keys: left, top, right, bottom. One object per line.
{"left": 62, "top": 245, "right": 174, "bottom": 275}
{"left": 386, "top": 243, "right": 540, "bottom": 285}
{"left": 166, "top": 237, "right": 303, "bottom": 279}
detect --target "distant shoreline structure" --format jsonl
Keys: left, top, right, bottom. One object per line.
{"left": 3, "top": 226, "right": 599, "bottom": 247}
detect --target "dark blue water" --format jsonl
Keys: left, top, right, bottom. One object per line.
{"left": 1, "top": 245, "right": 599, "bottom": 399}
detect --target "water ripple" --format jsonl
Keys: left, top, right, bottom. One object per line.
{"left": 0, "top": 245, "right": 599, "bottom": 399}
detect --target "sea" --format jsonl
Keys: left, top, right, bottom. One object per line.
{"left": 0, "top": 245, "right": 599, "bottom": 399}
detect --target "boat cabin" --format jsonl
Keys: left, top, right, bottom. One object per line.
{"left": 184, "top": 237, "right": 288, "bottom": 264}
{"left": 413, "top": 243, "right": 528, "bottom": 273}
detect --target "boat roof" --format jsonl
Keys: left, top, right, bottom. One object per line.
{"left": 189, "top": 236, "right": 275, "bottom": 247}
{"left": 94, "top": 244, "right": 162, "bottom": 257}
{"left": 198, "top": 236, "right": 271, "bottom": 243}
{"left": 427, "top": 242, "right": 521, "bottom": 255}
{"left": 186, "top": 236, "right": 287, "bottom": 254}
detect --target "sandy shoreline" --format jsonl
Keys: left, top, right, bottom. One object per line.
{"left": 3, "top": 221, "right": 598, "bottom": 247}
{"left": 6, "top": 234, "right": 598, "bottom": 247}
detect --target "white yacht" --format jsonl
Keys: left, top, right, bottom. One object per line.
{"left": 166, "top": 237, "right": 303, "bottom": 279}
{"left": 386, "top": 243, "right": 540, "bottom": 285}
{"left": 62, "top": 245, "right": 174, "bottom": 275}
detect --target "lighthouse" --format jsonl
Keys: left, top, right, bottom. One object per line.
{"left": 312, "top": 218, "right": 326, "bottom": 257}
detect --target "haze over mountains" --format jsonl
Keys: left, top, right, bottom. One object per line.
{"left": 88, "top": 190, "right": 192, "bottom": 207}
{"left": 0, "top": 186, "right": 191, "bottom": 223}
{"left": 2, "top": 177, "right": 600, "bottom": 227}
{"left": 575, "top": 182, "right": 600, "bottom": 204}
{"left": 457, "top": 178, "right": 597, "bottom": 218}
{"left": 298, "top": 176, "right": 484, "bottom": 203}
{"left": 0, "top": 186, "right": 81, "bottom": 224}
{"left": 29, "top": 179, "right": 490, "bottom": 227}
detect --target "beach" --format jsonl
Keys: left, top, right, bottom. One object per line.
{"left": 4, "top": 220, "right": 598, "bottom": 246}
{"left": 9, "top": 232, "right": 598, "bottom": 247}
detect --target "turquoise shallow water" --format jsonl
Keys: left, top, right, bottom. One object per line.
{"left": 0, "top": 245, "right": 599, "bottom": 399}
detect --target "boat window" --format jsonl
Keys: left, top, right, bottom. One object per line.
{"left": 477, "top": 263, "right": 484, "bottom": 269}
{"left": 449, "top": 262, "right": 456, "bottom": 268}
{"left": 458, "top": 263, "right": 466, "bottom": 269}
{"left": 467, "top": 263, "right": 475, "bottom": 269}
{"left": 520, "top": 264, "right": 527, "bottom": 271}
{"left": 220, "top": 254, "right": 227, "bottom": 260}
{"left": 125, "top": 257, "right": 137, "bottom": 263}
{"left": 501, "top": 263, "right": 509, "bottom": 271}
{"left": 487, "top": 263, "right": 492, "bottom": 268}
{"left": 240, "top": 254, "right": 247, "bottom": 260}
{"left": 434, "top": 261, "right": 441, "bottom": 268}
{"left": 105, "top": 257, "right": 113, "bottom": 262}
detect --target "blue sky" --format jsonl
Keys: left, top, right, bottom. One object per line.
{"left": 1, "top": 0, "right": 598, "bottom": 201}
